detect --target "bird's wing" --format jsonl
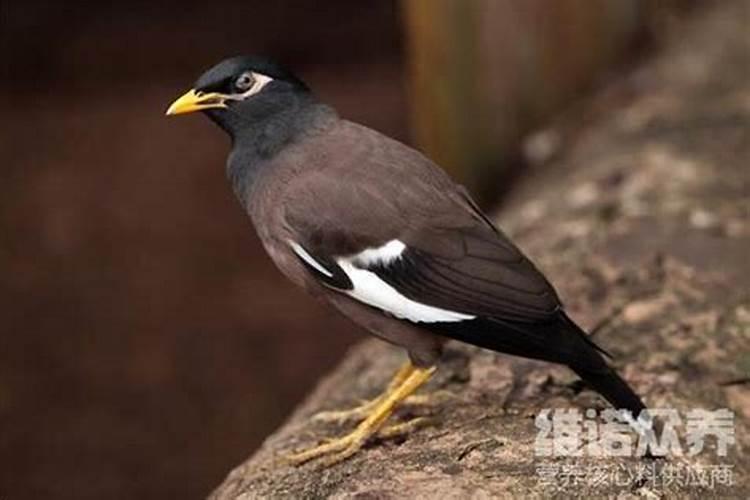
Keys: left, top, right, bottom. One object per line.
{"left": 280, "top": 123, "right": 561, "bottom": 325}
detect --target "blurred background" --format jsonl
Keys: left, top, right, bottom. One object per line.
{"left": 1, "top": 1, "right": 696, "bottom": 498}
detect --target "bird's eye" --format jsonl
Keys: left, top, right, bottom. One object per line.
{"left": 234, "top": 72, "right": 256, "bottom": 92}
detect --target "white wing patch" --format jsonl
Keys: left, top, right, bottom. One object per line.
{"left": 352, "top": 239, "right": 406, "bottom": 266}
{"left": 289, "top": 239, "right": 474, "bottom": 323}
{"left": 289, "top": 241, "right": 333, "bottom": 278}
{"left": 338, "top": 260, "right": 474, "bottom": 323}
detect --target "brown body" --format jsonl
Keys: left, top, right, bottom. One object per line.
{"left": 247, "top": 117, "right": 554, "bottom": 367}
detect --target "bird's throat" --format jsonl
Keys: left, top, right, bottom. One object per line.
{"left": 224, "top": 101, "right": 336, "bottom": 205}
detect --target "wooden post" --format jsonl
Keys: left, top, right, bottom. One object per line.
{"left": 402, "top": 0, "right": 644, "bottom": 201}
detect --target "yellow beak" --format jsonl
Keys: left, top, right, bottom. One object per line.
{"left": 165, "top": 89, "right": 228, "bottom": 116}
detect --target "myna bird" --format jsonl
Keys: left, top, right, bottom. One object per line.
{"left": 166, "top": 56, "right": 648, "bottom": 466}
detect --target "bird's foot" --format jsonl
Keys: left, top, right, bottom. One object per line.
{"left": 311, "top": 390, "right": 452, "bottom": 424}
{"left": 286, "top": 416, "right": 432, "bottom": 467}
{"left": 285, "top": 364, "right": 436, "bottom": 467}
{"left": 285, "top": 426, "right": 365, "bottom": 467}
{"left": 376, "top": 416, "right": 433, "bottom": 440}
{"left": 311, "top": 398, "right": 382, "bottom": 425}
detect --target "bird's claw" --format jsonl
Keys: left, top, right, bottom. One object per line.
{"left": 311, "top": 391, "right": 451, "bottom": 424}
{"left": 311, "top": 398, "right": 381, "bottom": 424}
{"left": 285, "top": 416, "right": 433, "bottom": 467}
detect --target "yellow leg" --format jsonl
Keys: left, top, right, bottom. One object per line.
{"left": 287, "top": 365, "right": 436, "bottom": 466}
{"left": 311, "top": 361, "right": 415, "bottom": 423}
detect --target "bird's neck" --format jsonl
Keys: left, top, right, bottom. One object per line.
{"left": 224, "top": 99, "right": 336, "bottom": 204}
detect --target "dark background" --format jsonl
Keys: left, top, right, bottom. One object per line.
{"left": 1, "top": 2, "right": 408, "bottom": 498}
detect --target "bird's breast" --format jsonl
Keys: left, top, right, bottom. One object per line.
{"left": 245, "top": 173, "right": 321, "bottom": 294}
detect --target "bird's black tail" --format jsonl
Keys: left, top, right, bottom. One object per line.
{"left": 556, "top": 313, "right": 647, "bottom": 419}
{"left": 569, "top": 364, "right": 646, "bottom": 419}
{"left": 558, "top": 313, "right": 647, "bottom": 421}
{"left": 427, "top": 312, "right": 649, "bottom": 422}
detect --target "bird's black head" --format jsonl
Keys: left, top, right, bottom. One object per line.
{"left": 166, "top": 56, "right": 314, "bottom": 138}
